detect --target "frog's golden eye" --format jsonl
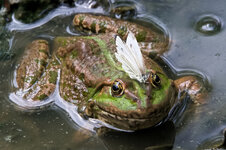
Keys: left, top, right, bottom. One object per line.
{"left": 111, "top": 79, "right": 125, "bottom": 97}
{"left": 149, "top": 73, "right": 161, "bottom": 88}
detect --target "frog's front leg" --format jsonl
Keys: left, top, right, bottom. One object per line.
{"left": 174, "top": 76, "right": 207, "bottom": 105}
{"left": 73, "top": 14, "right": 168, "bottom": 54}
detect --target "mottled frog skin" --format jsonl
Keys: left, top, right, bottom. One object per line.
{"left": 13, "top": 14, "right": 206, "bottom": 131}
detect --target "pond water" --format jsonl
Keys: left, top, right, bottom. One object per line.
{"left": 1, "top": 0, "right": 226, "bottom": 149}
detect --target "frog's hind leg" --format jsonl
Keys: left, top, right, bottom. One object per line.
{"left": 10, "top": 40, "right": 60, "bottom": 109}
{"left": 73, "top": 14, "right": 168, "bottom": 55}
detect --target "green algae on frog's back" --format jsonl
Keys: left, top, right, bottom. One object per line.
{"left": 49, "top": 71, "right": 58, "bottom": 84}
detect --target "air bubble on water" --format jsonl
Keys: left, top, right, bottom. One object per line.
{"left": 195, "top": 14, "right": 222, "bottom": 35}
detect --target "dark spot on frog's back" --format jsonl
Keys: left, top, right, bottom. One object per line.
{"left": 37, "top": 94, "right": 48, "bottom": 100}
{"left": 99, "top": 21, "right": 107, "bottom": 32}
{"left": 70, "top": 50, "right": 78, "bottom": 59}
{"left": 91, "top": 21, "right": 96, "bottom": 32}
{"left": 135, "top": 30, "right": 147, "bottom": 42}
{"left": 79, "top": 15, "right": 85, "bottom": 26}
{"left": 117, "top": 26, "right": 127, "bottom": 36}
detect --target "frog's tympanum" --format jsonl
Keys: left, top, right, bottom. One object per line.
{"left": 11, "top": 14, "right": 207, "bottom": 131}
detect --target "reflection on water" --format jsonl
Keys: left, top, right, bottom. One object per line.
{"left": 99, "top": 121, "right": 176, "bottom": 150}
{"left": 1, "top": 0, "right": 226, "bottom": 149}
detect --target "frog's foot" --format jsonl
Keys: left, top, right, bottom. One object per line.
{"left": 10, "top": 40, "right": 60, "bottom": 109}
{"left": 174, "top": 76, "right": 208, "bottom": 105}
{"left": 73, "top": 14, "right": 168, "bottom": 54}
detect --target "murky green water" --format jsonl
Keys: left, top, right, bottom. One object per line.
{"left": 1, "top": 0, "right": 226, "bottom": 149}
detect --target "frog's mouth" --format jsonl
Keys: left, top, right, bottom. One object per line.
{"left": 92, "top": 88, "right": 175, "bottom": 131}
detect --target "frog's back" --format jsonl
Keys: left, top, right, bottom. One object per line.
{"left": 54, "top": 34, "right": 125, "bottom": 86}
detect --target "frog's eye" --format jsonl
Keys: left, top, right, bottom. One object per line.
{"left": 111, "top": 79, "right": 125, "bottom": 97}
{"left": 149, "top": 73, "right": 161, "bottom": 88}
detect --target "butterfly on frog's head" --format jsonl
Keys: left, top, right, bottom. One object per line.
{"left": 115, "top": 31, "right": 161, "bottom": 88}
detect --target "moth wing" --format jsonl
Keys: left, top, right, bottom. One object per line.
{"left": 115, "top": 33, "right": 146, "bottom": 82}
{"left": 126, "top": 31, "right": 146, "bottom": 74}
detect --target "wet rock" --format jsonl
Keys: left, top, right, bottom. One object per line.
{"left": 13, "top": 0, "right": 60, "bottom": 23}
{"left": 110, "top": 1, "right": 137, "bottom": 19}
{"left": 0, "top": 0, "right": 110, "bottom": 24}
{"left": 0, "top": 0, "right": 60, "bottom": 23}
{"left": 110, "top": 5, "right": 137, "bottom": 19}
{"left": 0, "top": 6, "right": 10, "bottom": 25}
{"left": 0, "top": 51, "right": 15, "bottom": 61}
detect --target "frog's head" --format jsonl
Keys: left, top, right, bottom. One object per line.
{"left": 89, "top": 68, "right": 175, "bottom": 130}
{"left": 86, "top": 32, "right": 176, "bottom": 130}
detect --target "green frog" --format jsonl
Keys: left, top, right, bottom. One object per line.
{"left": 12, "top": 14, "right": 207, "bottom": 131}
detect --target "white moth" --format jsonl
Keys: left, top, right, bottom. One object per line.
{"left": 115, "top": 31, "right": 148, "bottom": 83}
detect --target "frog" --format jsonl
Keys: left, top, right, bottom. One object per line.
{"left": 12, "top": 13, "right": 207, "bottom": 131}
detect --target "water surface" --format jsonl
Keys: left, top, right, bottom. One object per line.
{"left": 1, "top": 0, "right": 226, "bottom": 149}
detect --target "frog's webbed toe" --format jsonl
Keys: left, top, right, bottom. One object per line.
{"left": 11, "top": 40, "right": 60, "bottom": 109}
{"left": 174, "top": 76, "right": 208, "bottom": 105}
